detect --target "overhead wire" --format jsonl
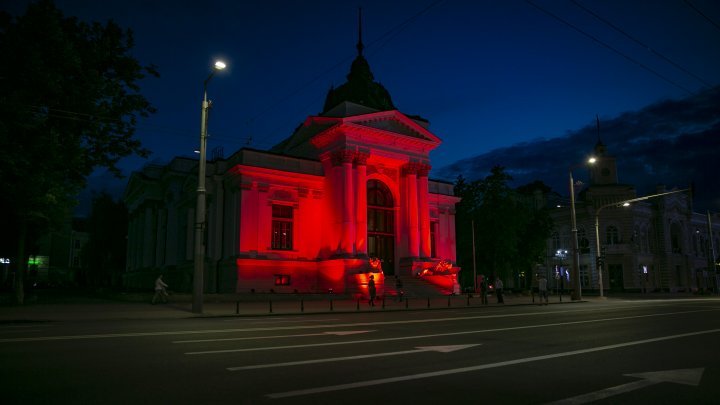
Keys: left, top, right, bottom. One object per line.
{"left": 683, "top": 0, "right": 720, "bottom": 32}
{"left": 525, "top": 0, "right": 695, "bottom": 95}
{"left": 570, "top": 0, "right": 713, "bottom": 88}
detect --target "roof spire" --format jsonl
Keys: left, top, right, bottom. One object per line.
{"left": 356, "top": 7, "right": 364, "bottom": 56}
{"left": 596, "top": 114, "right": 601, "bottom": 143}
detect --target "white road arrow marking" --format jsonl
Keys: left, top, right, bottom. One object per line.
{"left": 547, "top": 368, "right": 704, "bottom": 405}
{"left": 227, "top": 344, "right": 480, "bottom": 371}
{"left": 266, "top": 329, "right": 719, "bottom": 399}
{"left": 173, "top": 330, "right": 373, "bottom": 344}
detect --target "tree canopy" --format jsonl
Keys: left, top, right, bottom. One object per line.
{"left": 0, "top": 0, "right": 157, "bottom": 302}
{"left": 455, "top": 166, "right": 554, "bottom": 290}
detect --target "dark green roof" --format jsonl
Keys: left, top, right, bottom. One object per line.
{"left": 322, "top": 55, "right": 395, "bottom": 113}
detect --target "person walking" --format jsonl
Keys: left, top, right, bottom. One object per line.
{"left": 152, "top": 274, "right": 169, "bottom": 304}
{"left": 368, "top": 275, "right": 376, "bottom": 307}
{"left": 538, "top": 274, "right": 548, "bottom": 305}
{"left": 495, "top": 277, "right": 504, "bottom": 304}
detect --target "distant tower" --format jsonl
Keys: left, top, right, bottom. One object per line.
{"left": 589, "top": 117, "right": 618, "bottom": 185}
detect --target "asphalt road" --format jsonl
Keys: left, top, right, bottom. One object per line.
{"left": 2, "top": 298, "right": 719, "bottom": 404}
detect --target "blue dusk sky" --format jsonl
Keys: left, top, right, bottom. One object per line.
{"left": 6, "top": 0, "right": 720, "bottom": 210}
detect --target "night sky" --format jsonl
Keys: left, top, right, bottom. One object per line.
{"left": 6, "top": 0, "right": 720, "bottom": 211}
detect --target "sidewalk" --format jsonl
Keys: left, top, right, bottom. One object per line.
{"left": 0, "top": 292, "right": 580, "bottom": 322}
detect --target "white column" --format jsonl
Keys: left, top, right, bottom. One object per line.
{"left": 355, "top": 153, "right": 369, "bottom": 255}
{"left": 418, "top": 164, "right": 431, "bottom": 258}
{"left": 341, "top": 150, "right": 356, "bottom": 255}
{"left": 405, "top": 163, "right": 419, "bottom": 258}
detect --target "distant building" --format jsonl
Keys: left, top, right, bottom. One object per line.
{"left": 545, "top": 141, "right": 720, "bottom": 293}
{"left": 123, "top": 39, "right": 460, "bottom": 295}
{"left": 27, "top": 218, "right": 88, "bottom": 287}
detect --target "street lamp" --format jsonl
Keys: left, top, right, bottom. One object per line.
{"left": 593, "top": 187, "right": 690, "bottom": 298}
{"left": 193, "top": 60, "right": 227, "bottom": 314}
{"left": 569, "top": 157, "right": 596, "bottom": 301}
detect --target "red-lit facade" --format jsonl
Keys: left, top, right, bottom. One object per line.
{"left": 123, "top": 48, "right": 460, "bottom": 296}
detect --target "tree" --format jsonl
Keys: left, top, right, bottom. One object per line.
{"left": 0, "top": 1, "right": 156, "bottom": 303}
{"left": 454, "top": 168, "right": 554, "bottom": 290}
{"left": 81, "top": 192, "right": 128, "bottom": 288}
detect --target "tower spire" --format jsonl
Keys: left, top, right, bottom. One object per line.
{"left": 596, "top": 114, "right": 601, "bottom": 143}
{"left": 356, "top": 7, "right": 364, "bottom": 56}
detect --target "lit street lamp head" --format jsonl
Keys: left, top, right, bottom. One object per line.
{"left": 204, "top": 60, "right": 228, "bottom": 87}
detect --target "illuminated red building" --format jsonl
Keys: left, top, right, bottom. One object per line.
{"left": 124, "top": 40, "right": 460, "bottom": 296}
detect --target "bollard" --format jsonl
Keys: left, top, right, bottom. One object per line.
{"left": 448, "top": 296, "right": 451, "bottom": 307}
{"left": 301, "top": 298, "right": 304, "bottom": 312}
{"left": 467, "top": 294, "right": 471, "bottom": 306}
{"left": 532, "top": 291, "right": 535, "bottom": 303}
{"left": 427, "top": 297, "right": 430, "bottom": 308}
{"left": 382, "top": 296, "right": 385, "bottom": 309}
{"left": 357, "top": 299, "right": 360, "bottom": 310}
{"left": 236, "top": 301, "right": 239, "bottom": 314}
{"left": 269, "top": 299, "right": 273, "bottom": 313}
{"left": 405, "top": 298, "right": 409, "bottom": 309}
{"left": 330, "top": 298, "right": 333, "bottom": 311}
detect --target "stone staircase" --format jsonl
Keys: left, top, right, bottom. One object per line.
{"left": 382, "top": 275, "right": 451, "bottom": 298}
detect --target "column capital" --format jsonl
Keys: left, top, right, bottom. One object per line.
{"left": 331, "top": 150, "right": 357, "bottom": 166}
{"left": 402, "top": 162, "right": 428, "bottom": 176}
{"left": 354, "top": 151, "right": 370, "bottom": 166}
{"left": 417, "top": 163, "right": 431, "bottom": 177}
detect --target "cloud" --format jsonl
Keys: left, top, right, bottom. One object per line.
{"left": 436, "top": 86, "right": 720, "bottom": 212}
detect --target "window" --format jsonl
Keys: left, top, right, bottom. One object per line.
{"left": 274, "top": 274, "right": 291, "bottom": 286}
{"left": 578, "top": 227, "right": 590, "bottom": 254}
{"left": 271, "top": 205, "right": 293, "bottom": 250}
{"left": 606, "top": 226, "right": 620, "bottom": 245}
{"left": 670, "top": 223, "right": 682, "bottom": 254}
{"left": 430, "top": 222, "right": 437, "bottom": 258}
{"left": 551, "top": 232, "right": 560, "bottom": 252}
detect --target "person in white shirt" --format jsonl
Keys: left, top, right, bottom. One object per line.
{"left": 152, "top": 275, "right": 169, "bottom": 304}
{"left": 495, "top": 278, "right": 504, "bottom": 304}
{"left": 538, "top": 275, "right": 548, "bottom": 305}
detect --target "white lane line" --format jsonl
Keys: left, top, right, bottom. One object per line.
{"left": 184, "top": 308, "right": 719, "bottom": 355}
{"left": 228, "top": 344, "right": 480, "bottom": 371}
{"left": 266, "top": 329, "right": 720, "bottom": 399}
{"left": 174, "top": 330, "right": 374, "bottom": 344}
{"left": 222, "top": 318, "right": 340, "bottom": 323}
{"left": 3, "top": 305, "right": 717, "bottom": 343}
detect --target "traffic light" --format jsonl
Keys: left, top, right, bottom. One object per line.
{"left": 596, "top": 256, "right": 604, "bottom": 267}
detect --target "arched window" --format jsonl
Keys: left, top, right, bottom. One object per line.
{"left": 606, "top": 225, "right": 620, "bottom": 245}
{"left": 367, "top": 180, "right": 395, "bottom": 274}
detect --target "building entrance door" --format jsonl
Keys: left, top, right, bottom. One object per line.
{"left": 609, "top": 264, "right": 624, "bottom": 291}
{"left": 367, "top": 180, "right": 395, "bottom": 275}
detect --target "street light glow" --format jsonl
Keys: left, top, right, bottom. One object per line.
{"left": 622, "top": 202, "right": 630, "bottom": 207}
{"left": 214, "top": 60, "right": 227, "bottom": 70}
{"left": 588, "top": 157, "right": 597, "bottom": 164}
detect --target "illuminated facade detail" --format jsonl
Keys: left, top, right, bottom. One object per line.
{"left": 545, "top": 141, "right": 720, "bottom": 293}
{"left": 123, "top": 44, "right": 460, "bottom": 295}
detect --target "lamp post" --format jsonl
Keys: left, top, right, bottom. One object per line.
{"left": 593, "top": 187, "right": 690, "bottom": 299}
{"left": 569, "top": 157, "right": 595, "bottom": 301}
{"left": 193, "top": 60, "right": 226, "bottom": 314}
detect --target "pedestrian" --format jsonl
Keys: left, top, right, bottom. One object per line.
{"left": 538, "top": 274, "right": 548, "bottom": 305}
{"left": 368, "top": 275, "right": 376, "bottom": 307}
{"left": 152, "top": 274, "right": 169, "bottom": 304}
{"left": 495, "top": 277, "right": 504, "bottom": 304}
{"left": 395, "top": 275, "right": 403, "bottom": 302}
{"left": 480, "top": 275, "right": 488, "bottom": 305}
